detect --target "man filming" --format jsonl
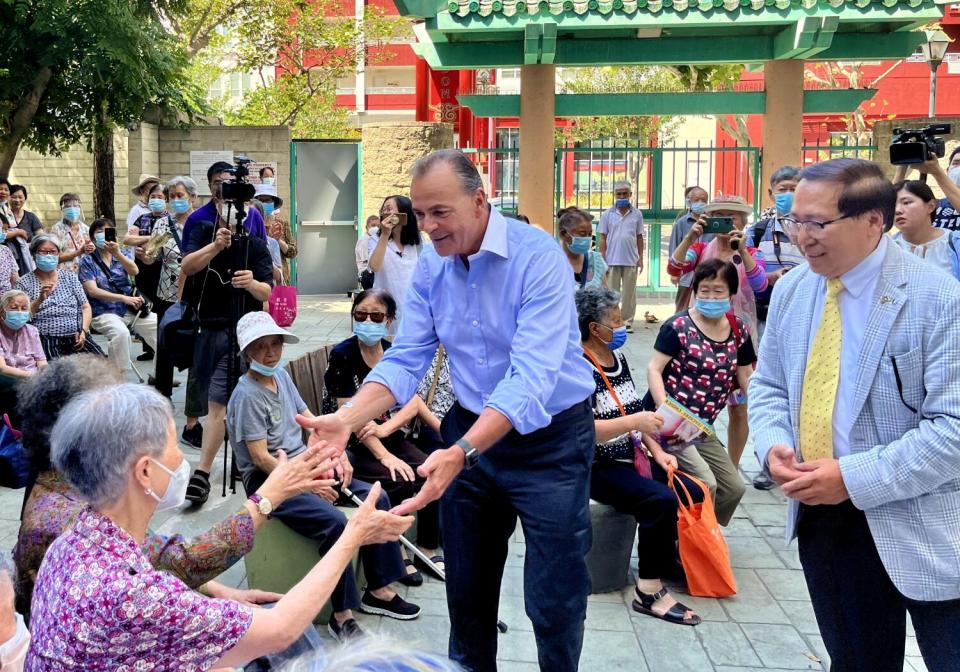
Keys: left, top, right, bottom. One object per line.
{"left": 181, "top": 167, "right": 274, "bottom": 506}
{"left": 893, "top": 144, "right": 960, "bottom": 231}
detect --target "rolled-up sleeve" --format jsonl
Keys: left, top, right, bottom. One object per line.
{"left": 485, "top": 247, "right": 577, "bottom": 434}
{"left": 366, "top": 257, "right": 439, "bottom": 404}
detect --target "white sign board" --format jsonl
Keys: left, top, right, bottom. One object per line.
{"left": 190, "top": 150, "right": 234, "bottom": 196}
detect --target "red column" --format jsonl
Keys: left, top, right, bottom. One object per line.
{"left": 415, "top": 59, "right": 430, "bottom": 122}
{"left": 458, "top": 70, "right": 475, "bottom": 146}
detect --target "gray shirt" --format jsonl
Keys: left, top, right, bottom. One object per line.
{"left": 597, "top": 206, "right": 644, "bottom": 267}
{"left": 227, "top": 368, "right": 308, "bottom": 480}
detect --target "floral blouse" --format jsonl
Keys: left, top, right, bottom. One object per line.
{"left": 14, "top": 470, "right": 255, "bottom": 620}
{"left": 268, "top": 217, "right": 298, "bottom": 282}
{"left": 24, "top": 506, "right": 252, "bottom": 671}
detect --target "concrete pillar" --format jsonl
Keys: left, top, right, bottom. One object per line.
{"left": 518, "top": 64, "right": 556, "bottom": 233}
{"left": 761, "top": 60, "right": 804, "bottom": 208}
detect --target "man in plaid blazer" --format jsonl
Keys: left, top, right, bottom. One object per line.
{"left": 750, "top": 158, "right": 960, "bottom": 672}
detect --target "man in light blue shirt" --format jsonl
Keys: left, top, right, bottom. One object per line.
{"left": 598, "top": 181, "right": 645, "bottom": 331}
{"left": 300, "top": 150, "right": 597, "bottom": 672}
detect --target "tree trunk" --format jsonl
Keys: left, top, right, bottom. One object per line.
{"left": 92, "top": 103, "right": 115, "bottom": 222}
{"left": 0, "top": 66, "right": 53, "bottom": 176}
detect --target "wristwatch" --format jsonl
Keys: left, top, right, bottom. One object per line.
{"left": 456, "top": 438, "right": 480, "bottom": 470}
{"left": 248, "top": 493, "right": 274, "bottom": 518}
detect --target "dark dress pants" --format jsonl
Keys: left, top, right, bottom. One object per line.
{"left": 244, "top": 472, "right": 406, "bottom": 613}
{"left": 590, "top": 459, "right": 703, "bottom": 579}
{"left": 797, "top": 500, "right": 960, "bottom": 672}
{"left": 152, "top": 299, "right": 175, "bottom": 398}
{"left": 440, "top": 400, "right": 595, "bottom": 672}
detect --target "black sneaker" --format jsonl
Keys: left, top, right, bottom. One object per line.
{"left": 136, "top": 350, "right": 154, "bottom": 361}
{"left": 359, "top": 591, "right": 421, "bottom": 620}
{"left": 327, "top": 617, "right": 364, "bottom": 642}
{"left": 185, "top": 470, "right": 211, "bottom": 505}
{"left": 181, "top": 423, "right": 203, "bottom": 449}
{"left": 752, "top": 470, "right": 776, "bottom": 491}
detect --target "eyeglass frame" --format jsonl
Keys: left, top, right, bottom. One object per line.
{"left": 780, "top": 213, "right": 852, "bottom": 237}
{"left": 353, "top": 310, "right": 387, "bottom": 324}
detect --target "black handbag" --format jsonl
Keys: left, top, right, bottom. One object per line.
{"left": 159, "top": 300, "right": 198, "bottom": 370}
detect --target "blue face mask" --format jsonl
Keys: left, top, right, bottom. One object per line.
{"left": 35, "top": 254, "right": 58, "bottom": 272}
{"left": 249, "top": 358, "right": 284, "bottom": 377}
{"left": 615, "top": 198, "right": 631, "bottom": 209}
{"left": 690, "top": 201, "right": 707, "bottom": 215}
{"left": 3, "top": 310, "right": 29, "bottom": 330}
{"left": 62, "top": 206, "right": 81, "bottom": 222}
{"left": 774, "top": 192, "right": 794, "bottom": 216}
{"left": 695, "top": 298, "right": 731, "bottom": 319}
{"left": 567, "top": 236, "right": 592, "bottom": 255}
{"left": 170, "top": 198, "right": 191, "bottom": 215}
{"left": 355, "top": 320, "right": 387, "bottom": 346}
{"left": 93, "top": 233, "right": 106, "bottom": 249}
{"left": 148, "top": 198, "right": 166, "bottom": 214}
{"left": 262, "top": 202, "right": 275, "bottom": 217}
{"left": 600, "top": 324, "right": 628, "bottom": 350}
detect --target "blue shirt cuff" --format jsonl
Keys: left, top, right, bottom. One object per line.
{"left": 485, "top": 382, "right": 553, "bottom": 435}
{"left": 365, "top": 360, "right": 421, "bottom": 407}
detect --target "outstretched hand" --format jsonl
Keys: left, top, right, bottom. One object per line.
{"left": 296, "top": 414, "right": 351, "bottom": 480}
{"left": 390, "top": 447, "right": 465, "bottom": 516}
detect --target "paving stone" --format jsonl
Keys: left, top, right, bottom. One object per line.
{"left": 696, "top": 621, "right": 763, "bottom": 667}
{"left": 905, "top": 656, "right": 929, "bottom": 672}
{"left": 746, "top": 503, "right": 789, "bottom": 528}
{"left": 585, "top": 599, "right": 635, "bottom": 632}
{"left": 632, "top": 615, "right": 713, "bottom": 672}
{"left": 776, "top": 548, "right": 803, "bottom": 570}
{"left": 802, "top": 633, "right": 831, "bottom": 671}
{"left": 721, "top": 570, "right": 791, "bottom": 625}
{"left": 724, "top": 516, "right": 762, "bottom": 537}
{"left": 494, "top": 627, "right": 540, "bottom": 663}
{"left": 779, "top": 600, "right": 820, "bottom": 636}
{"left": 579, "top": 629, "right": 649, "bottom": 671}
{"left": 756, "top": 568, "right": 810, "bottom": 601}
{"left": 496, "top": 596, "right": 534, "bottom": 632}
{"left": 727, "top": 535, "right": 787, "bottom": 570}
{"left": 378, "top": 613, "right": 450, "bottom": 656}
{"left": 741, "top": 623, "right": 822, "bottom": 669}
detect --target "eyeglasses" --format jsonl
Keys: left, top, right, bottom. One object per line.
{"left": 353, "top": 310, "right": 387, "bottom": 323}
{"left": 780, "top": 214, "right": 851, "bottom": 238}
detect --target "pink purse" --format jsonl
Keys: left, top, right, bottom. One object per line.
{"left": 269, "top": 273, "right": 297, "bottom": 327}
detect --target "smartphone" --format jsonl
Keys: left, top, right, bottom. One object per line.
{"left": 703, "top": 216, "right": 734, "bottom": 234}
{"left": 104, "top": 228, "right": 117, "bottom": 243}
{"left": 393, "top": 212, "right": 408, "bottom": 228}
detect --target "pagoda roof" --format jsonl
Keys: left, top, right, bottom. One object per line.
{"left": 395, "top": 0, "right": 949, "bottom": 69}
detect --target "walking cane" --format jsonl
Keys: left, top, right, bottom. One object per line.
{"left": 339, "top": 484, "right": 509, "bottom": 633}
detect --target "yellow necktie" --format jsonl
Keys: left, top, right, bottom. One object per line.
{"left": 799, "top": 278, "right": 844, "bottom": 462}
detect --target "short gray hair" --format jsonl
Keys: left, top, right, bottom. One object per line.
{"left": 614, "top": 181, "right": 632, "bottom": 192}
{"left": 575, "top": 287, "right": 621, "bottom": 342}
{"left": 0, "top": 289, "right": 27, "bottom": 314}
{"left": 166, "top": 175, "right": 198, "bottom": 197}
{"left": 17, "top": 355, "right": 123, "bottom": 474}
{"left": 558, "top": 208, "right": 591, "bottom": 235}
{"left": 410, "top": 149, "right": 484, "bottom": 196}
{"left": 51, "top": 384, "right": 173, "bottom": 507}
{"left": 30, "top": 234, "right": 61, "bottom": 254}
{"left": 0, "top": 550, "right": 14, "bottom": 583}
{"left": 282, "top": 636, "right": 464, "bottom": 672}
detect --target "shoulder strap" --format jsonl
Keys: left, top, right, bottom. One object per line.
{"left": 168, "top": 217, "right": 183, "bottom": 252}
{"left": 90, "top": 252, "right": 130, "bottom": 296}
{"left": 725, "top": 312, "right": 741, "bottom": 342}
{"left": 425, "top": 345, "right": 446, "bottom": 407}
{"left": 582, "top": 348, "right": 627, "bottom": 417}
{"left": 752, "top": 219, "right": 769, "bottom": 248}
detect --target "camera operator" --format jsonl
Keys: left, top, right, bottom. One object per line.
{"left": 183, "top": 161, "right": 267, "bottom": 247}
{"left": 894, "top": 146, "right": 960, "bottom": 231}
{"left": 180, "top": 181, "right": 274, "bottom": 506}
{"left": 78, "top": 218, "right": 158, "bottom": 375}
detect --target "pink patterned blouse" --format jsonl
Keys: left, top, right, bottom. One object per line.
{"left": 25, "top": 507, "right": 253, "bottom": 671}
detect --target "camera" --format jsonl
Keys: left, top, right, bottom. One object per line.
{"left": 220, "top": 155, "right": 257, "bottom": 204}
{"left": 890, "top": 124, "right": 952, "bottom": 166}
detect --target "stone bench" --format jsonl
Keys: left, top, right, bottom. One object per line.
{"left": 585, "top": 500, "right": 636, "bottom": 594}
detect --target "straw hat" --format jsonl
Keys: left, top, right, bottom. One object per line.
{"left": 703, "top": 195, "right": 752, "bottom": 215}
{"left": 132, "top": 174, "right": 160, "bottom": 195}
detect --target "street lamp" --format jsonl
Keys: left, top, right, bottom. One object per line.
{"left": 919, "top": 29, "right": 952, "bottom": 118}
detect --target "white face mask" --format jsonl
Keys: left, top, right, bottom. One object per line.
{"left": 217, "top": 202, "right": 232, "bottom": 223}
{"left": 148, "top": 458, "right": 191, "bottom": 511}
{"left": 0, "top": 613, "right": 28, "bottom": 667}
{"left": 949, "top": 166, "right": 960, "bottom": 188}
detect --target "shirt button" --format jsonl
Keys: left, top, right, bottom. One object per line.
{"left": 471, "top": 283, "right": 478, "bottom": 289}
{"left": 472, "top": 320, "right": 479, "bottom": 327}
{"left": 478, "top": 358, "right": 485, "bottom": 365}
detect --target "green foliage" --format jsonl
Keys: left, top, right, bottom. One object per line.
{"left": 0, "top": 0, "right": 203, "bottom": 171}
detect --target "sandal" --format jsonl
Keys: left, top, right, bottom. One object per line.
{"left": 632, "top": 586, "right": 701, "bottom": 626}
{"left": 414, "top": 554, "right": 446, "bottom": 582}
{"left": 185, "top": 470, "right": 211, "bottom": 505}
{"left": 399, "top": 558, "right": 423, "bottom": 587}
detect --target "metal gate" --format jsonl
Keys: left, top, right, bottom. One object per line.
{"left": 290, "top": 140, "right": 361, "bottom": 295}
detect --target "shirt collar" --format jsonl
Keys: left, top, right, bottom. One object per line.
{"left": 74, "top": 506, "right": 153, "bottom": 575}
{"left": 470, "top": 206, "right": 509, "bottom": 261}
{"left": 839, "top": 234, "right": 888, "bottom": 299}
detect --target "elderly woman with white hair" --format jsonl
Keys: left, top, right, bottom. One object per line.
{"left": 24, "top": 383, "right": 413, "bottom": 670}
{"left": 0, "top": 289, "right": 46, "bottom": 423}
{"left": 0, "top": 551, "right": 28, "bottom": 672}
{"left": 15, "top": 235, "right": 104, "bottom": 360}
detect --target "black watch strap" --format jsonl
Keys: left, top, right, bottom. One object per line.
{"left": 456, "top": 438, "right": 480, "bottom": 469}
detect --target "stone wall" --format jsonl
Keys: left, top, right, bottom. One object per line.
{"left": 873, "top": 118, "right": 960, "bottom": 198}
{"left": 360, "top": 122, "right": 453, "bottom": 220}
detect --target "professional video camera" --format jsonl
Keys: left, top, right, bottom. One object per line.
{"left": 890, "top": 124, "right": 952, "bottom": 166}
{"left": 220, "top": 154, "right": 258, "bottom": 205}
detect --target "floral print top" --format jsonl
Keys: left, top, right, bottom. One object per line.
{"left": 24, "top": 506, "right": 253, "bottom": 671}
{"left": 14, "top": 470, "right": 255, "bottom": 620}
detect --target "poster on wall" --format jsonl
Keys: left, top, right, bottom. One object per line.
{"left": 190, "top": 150, "right": 234, "bottom": 196}
{"left": 248, "top": 161, "right": 278, "bottom": 186}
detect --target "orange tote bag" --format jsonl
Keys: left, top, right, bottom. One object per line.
{"left": 668, "top": 468, "right": 737, "bottom": 598}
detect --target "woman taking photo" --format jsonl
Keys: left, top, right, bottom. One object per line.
{"left": 368, "top": 195, "right": 426, "bottom": 336}
{"left": 16, "top": 236, "right": 103, "bottom": 360}
{"left": 667, "top": 196, "right": 767, "bottom": 470}
{"left": 891, "top": 180, "right": 960, "bottom": 280}
{"left": 324, "top": 289, "right": 443, "bottom": 584}
{"left": 23, "top": 383, "right": 411, "bottom": 670}
{"left": 559, "top": 207, "right": 606, "bottom": 290}
{"left": 646, "top": 259, "right": 754, "bottom": 527}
